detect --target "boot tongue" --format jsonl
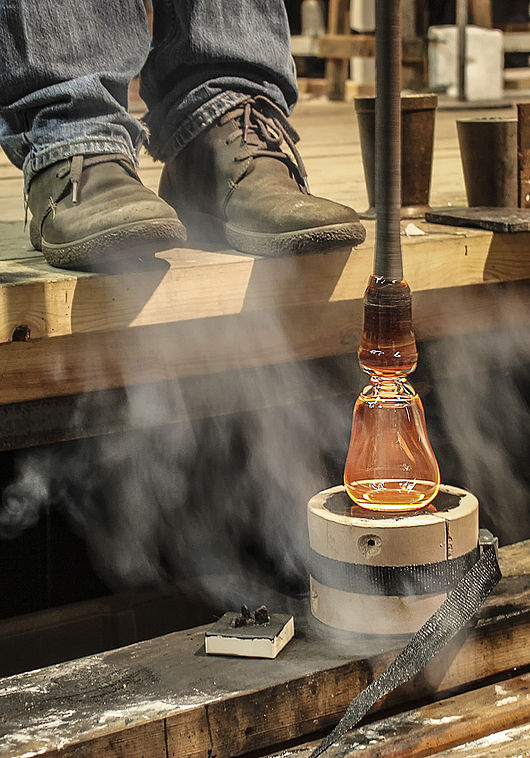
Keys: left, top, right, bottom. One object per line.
{"left": 242, "top": 102, "right": 282, "bottom": 150}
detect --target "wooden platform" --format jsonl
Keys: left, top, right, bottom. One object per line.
{"left": 267, "top": 674, "right": 530, "bottom": 757}
{"left": 0, "top": 102, "right": 529, "bottom": 445}
{"left": 0, "top": 539, "right": 528, "bottom": 758}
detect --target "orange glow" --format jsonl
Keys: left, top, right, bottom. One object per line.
{"left": 344, "top": 377, "right": 440, "bottom": 511}
{"left": 344, "top": 275, "right": 440, "bottom": 512}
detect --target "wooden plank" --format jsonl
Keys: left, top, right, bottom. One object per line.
{"left": 426, "top": 208, "right": 530, "bottom": 233}
{"left": 0, "top": 301, "right": 362, "bottom": 404}
{"left": 325, "top": 0, "right": 349, "bottom": 100}
{"left": 0, "top": 353, "right": 359, "bottom": 451}
{"left": 518, "top": 103, "right": 530, "bottom": 208}
{"left": 291, "top": 34, "right": 321, "bottom": 57}
{"left": 431, "top": 723, "right": 530, "bottom": 756}
{"left": 504, "top": 67, "right": 530, "bottom": 90}
{"left": 318, "top": 34, "right": 423, "bottom": 62}
{"left": 503, "top": 31, "right": 530, "bottom": 53}
{"left": 1, "top": 221, "right": 530, "bottom": 345}
{"left": 0, "top": 541, "right": 528, "bottom": 758}
{"left": 0, "top": 279, "right": 528, "bottom": 406}
{"left": 318, "top": 33, "right": 375, "bottom": 59}
{"left": 297, "top": 76, "right": 327, "bottom": 97}
{"left": 344, "top": 79, "right": 376, "bottom": 99}
{"left": 1, "top": 301, "right": 528, "bottom": 451}
{"left": 265, "top": 673, "right": 530, "bottom": 756}
{"left": 469, "top": 0, "right": 493, "bottom": 28}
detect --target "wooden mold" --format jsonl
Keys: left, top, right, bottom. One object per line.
{"left": 308, "top": 484, "right": 479, "bottom": 635}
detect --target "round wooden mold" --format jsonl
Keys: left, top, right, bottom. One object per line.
{"left": 307, "top": 484, "right": 479, "bottom": 635}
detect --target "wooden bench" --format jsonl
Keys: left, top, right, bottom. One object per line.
{"left": 0, "top": 539, "right": 528, "bottom": 757}
{"left": 265, "top": 673, "right": 530, "bottom": 756}
{"left": 0, "top": 102, "right": 529, "bottom": 450}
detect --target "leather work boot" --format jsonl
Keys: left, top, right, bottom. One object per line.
{"left": 159, "top": 96, "right": 365, "bottom": 256}
{"left": 28, "top": 153, "right": 186, "bottom": 270}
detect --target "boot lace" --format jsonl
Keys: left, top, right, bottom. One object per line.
{"left": 55, "top": 153, "right": 138, "bottom": 204}
{"left": 221, "top": 96, "right": 310, "bottom": 193}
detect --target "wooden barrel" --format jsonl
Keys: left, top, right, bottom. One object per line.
{"left": 308, "top": 484, "right": 479, "bottom": 635}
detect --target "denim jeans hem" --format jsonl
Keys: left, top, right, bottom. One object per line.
{"left": 146, "top": 90, "right": 249, "bottom": 163}
{"left": 22, "top": 137, "right": 140, "bottom": 192}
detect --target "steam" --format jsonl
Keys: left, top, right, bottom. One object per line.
{"left": 0, "top": 467, "right": 49, "bottom": 539}
{"left": 425, "top": 286, "right": 530, "bottom": 545}
{"left": 0, "top": 297, "right": 354, "bottom": 605}
{"left": 1, "top": 271, "right": 527, "bottom": 608}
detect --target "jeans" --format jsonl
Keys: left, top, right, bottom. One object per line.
{"left": 0, "top": 0, "right": 298, "bottom": 190}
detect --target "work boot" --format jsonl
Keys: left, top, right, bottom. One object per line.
{"left": 28, "top": 153, "right": 186, "bottom": 270}
{"left": 159, "top": 96, "right": 365, "bottom": 256}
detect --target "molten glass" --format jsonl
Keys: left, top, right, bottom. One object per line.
{"left": 344, "top": 275, "right": 440, "bottom": 511}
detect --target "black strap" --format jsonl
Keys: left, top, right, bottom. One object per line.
{"left": 309, "top": 532, "right": 502, "bottom": 758}
{"left": 310, "top": 547, "right": 480, "bottom": 596}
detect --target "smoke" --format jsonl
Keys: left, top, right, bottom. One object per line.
{"left": 424, "top": 286, "right": 530, "bottom": 545}
{"left": 1, "top": 268, "right": 527, "bottom": 614}
{"left": 0, "top": 466, "right": 49, "bottom": 539}
{"left": 0, "top": 298, "right": 355, "bottom": 607}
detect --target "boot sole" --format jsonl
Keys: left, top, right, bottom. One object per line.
{"left": 40, "top": 219, "right": 186, "bottom": 270}
{"left": 226, "top": 219, "right": 366, "bottom": 256}
{"left": 181, "top": 211, "right": 366, "bottom": 256}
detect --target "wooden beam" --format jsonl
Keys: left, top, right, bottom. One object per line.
{"left": 504, "top": 67, "right": 530, "bottom": 90}
{"left": 1, "top": 289, "right": 529, "bottom": 451}
{"left": 318, "top": 33, "right": 375, "bottom": 59}
{"left": 318, "top": 35, "right": 423, "bottom": 62}
{"left": 503, "top": 31, "right": 530, "bottom": 53}
{"left": 469, "top": 0, "right": 493, "bottom": 28}
{"left": 0, "top": 541, "right": 528, "bottom": 758}
{"left": 518, "top": 103, "right": 530, "bottom": 208}
{"left": 296, "top": 77, "right": 327, "bottom": 96}
{"left": 429, "top": 724, "right": 530, "bottom": 757}
{"left": 265, "top": 673, "right": 530, "bottom": 756}
{"left": 2, "top": 223, "right": 530, "bottom": 348}
{"left": 291, "top": 35, "right": 320, "bottom": 57}
{"left": 0, "top": 278, "right": 529, "bottom": 407}
{"left": 0, "top": 355, "right": 358, "bottom": 451}
{"left": 325, "top": 0, "right": 350, "bottom": 100}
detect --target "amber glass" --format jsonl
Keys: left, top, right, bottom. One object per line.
{"left": 344, "top": 375, "right": 440, "bottom": 510}
{"left": 344, "top": 275, "right": 440, "bottom": 511}
{"left": 358, "top": 275, "right": 417, "bottom": 376}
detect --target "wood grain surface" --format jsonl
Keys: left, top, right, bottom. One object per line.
{"left": 267, "top": 673, "right": 530, "bottom": 757}
{"left": 0, "top": 540, "right": 528, "bottom": 758}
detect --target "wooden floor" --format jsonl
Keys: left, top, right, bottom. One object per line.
{"left": 0, "top": 101, "right": 529, "bottom": 436}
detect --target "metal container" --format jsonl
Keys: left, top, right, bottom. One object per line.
{"left": 457, "top": 117, "right": 517, "bottom": 207}
{"left": 355, "top": 93, "right": 438, "bottom": 219}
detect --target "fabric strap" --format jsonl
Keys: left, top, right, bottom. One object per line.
{"left": 309, "top": 531, "right": 502, "bottom": 758}
{"left": 310, "top": 546, "right": 480, "bottom": 596}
